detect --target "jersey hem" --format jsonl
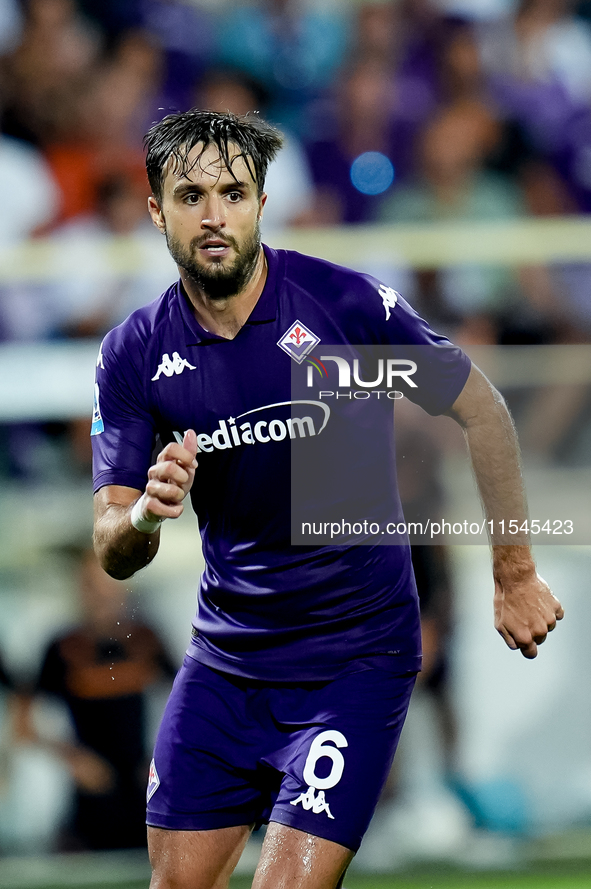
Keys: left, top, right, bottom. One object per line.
{"left": 185, "top": 637, "right": 422, "bottom": 683}
{"left": 93, "top": 470, "right": 147, "bottom": 494}
{"left": 425, "top": 352, "right": 472, "bottom": 416}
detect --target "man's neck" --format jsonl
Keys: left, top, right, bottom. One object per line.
{"left": 180, "top": 248, "right": 267, "bottom": 340}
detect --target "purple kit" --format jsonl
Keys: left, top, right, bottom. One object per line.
{"left": 92, "top": 245, "right": 470, "bottom": 846}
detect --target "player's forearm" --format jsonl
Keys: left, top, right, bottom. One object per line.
{"left": 448, "top": 367, "right": 563, "bottom": 656}
{"left": 465, "top": 402, "right": 528, "bottom": 534}
{"left": 93, "top": 491, "right": 160, "bottom": 580}
{"left": 452, "top": 368, "right": 536, "bottom": 574}
{"left": 93, "top": 435, "right": 197, "bottom": 579}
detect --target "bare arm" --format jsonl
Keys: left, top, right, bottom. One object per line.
{"left": 93, "top": 430, "right": 198, "bottom": 580}
{"left": 445, "top": 365, "right": 564, "bottom": 658}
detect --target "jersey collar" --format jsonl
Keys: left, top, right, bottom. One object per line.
{"left": 177, "top": 244, "right": 279, "bottom": 345}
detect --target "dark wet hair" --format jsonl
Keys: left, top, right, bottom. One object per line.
{"left": 144, "top": 109, "right": 284, "bottom": 203}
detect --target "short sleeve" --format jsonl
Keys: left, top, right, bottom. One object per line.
{"left": 360, "top": 277, "right": 472, "bottom": 416}
{"left": 91, "top": 328, "right": 157, "bottom": 493}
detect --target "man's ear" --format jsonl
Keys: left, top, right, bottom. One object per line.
{"left": 258, "top": 192, "right": 268, "bottom": 221}
{"left": 148, "top": 195, "right": 166, "bottom": 234}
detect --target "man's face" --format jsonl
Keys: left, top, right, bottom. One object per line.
{"left": 149, "top": 142, "right": 266, "bottom": 300}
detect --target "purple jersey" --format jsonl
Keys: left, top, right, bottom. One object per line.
{"left": 92, "top": 246, "right": 471, "bottom": 681}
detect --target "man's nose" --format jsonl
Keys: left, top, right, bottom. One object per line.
{"left": 201, "top": 195, "right": 225, "bottom": 229}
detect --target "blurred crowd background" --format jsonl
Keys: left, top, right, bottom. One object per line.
{"left": 4, "top": 0, "right": 591, "bottom": 351}
{"left": 0, "top": 0, "right": 590, "bottom": 871}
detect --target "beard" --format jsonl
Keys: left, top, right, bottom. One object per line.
{"left": 165, "top": 222, "right": 262, "bottom": 301}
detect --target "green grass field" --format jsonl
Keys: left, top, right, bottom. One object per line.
{"left": 3, "top": 851, "right": 591, "bottom": 889}
{"left": 5, "top": 867, "right": 591, "bottom": 889}
{"left": 230, "top": 868, "right": 591, "bottom": 889}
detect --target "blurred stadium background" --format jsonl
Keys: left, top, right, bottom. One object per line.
{"left": 0, "top": 0, "right": 591, "bottom": 885}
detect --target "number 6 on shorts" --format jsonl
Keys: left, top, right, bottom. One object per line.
{"left": 303, "top": 730, "right": 348, "bottom": 790}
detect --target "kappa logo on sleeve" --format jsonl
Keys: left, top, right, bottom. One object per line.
{"left": 152, "top": 352, "right": 196, "bottom": 381}
{"left": 277, "top": 320, "right": 320, "bottom": 364}
{"left": 378, "top": 284, "right": 400, "bottom": 321}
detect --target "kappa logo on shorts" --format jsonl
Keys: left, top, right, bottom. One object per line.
{"left": 147, "top": 758, "right": 160, "bottom": 801}
{"left": 290, "top": 786, "right": 335, "bottom": 819}
{"left": 277, "top": 320, "right": 320, "bottom": 364}
{"left": 152, "top": 352, "right": 196, "bottom": 381}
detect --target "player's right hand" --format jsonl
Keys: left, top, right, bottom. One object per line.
{"left": 142, "top": 429, "right": 198, "bottom": 521}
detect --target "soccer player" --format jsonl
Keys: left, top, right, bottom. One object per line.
{"left": 92, "top": 110, "right": 563, "bottom": 889}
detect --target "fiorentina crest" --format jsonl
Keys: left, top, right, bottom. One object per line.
{"left": 147, "top": 759, "right": 160, "bottom": 801}
{"left": 277, "top": 320, "right": 320, "bottom": 364}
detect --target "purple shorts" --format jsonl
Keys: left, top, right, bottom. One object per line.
{"left": 146, "top": 654, "right": 416, "bottom": 851}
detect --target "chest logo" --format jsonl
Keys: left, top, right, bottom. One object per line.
{"left": 277, "top": 320, "right": 320, "bottom": 364}
{"left": 152, "top": 351, "right": 196, "bottom": 381}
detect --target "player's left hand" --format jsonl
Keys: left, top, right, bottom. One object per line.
{"left": 494, "top": 570, "right": 564, "bottom": 658}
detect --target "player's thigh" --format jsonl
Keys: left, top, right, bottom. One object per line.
{"left": 253, "top": 822, "right": 353, "bottom": 889}
{"left": 148, "top": 824, "right": 252, "bottom": 889}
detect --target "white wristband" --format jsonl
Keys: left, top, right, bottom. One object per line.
{"left": 130, "top": 495, "right": 165, "bottom": 534}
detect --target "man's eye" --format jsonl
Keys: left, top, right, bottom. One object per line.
{"left": 227, "top": 192, "right": 242, "bottom": 202}
{"left": 185, "top": 193, "right": 200, "bottom": 204}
